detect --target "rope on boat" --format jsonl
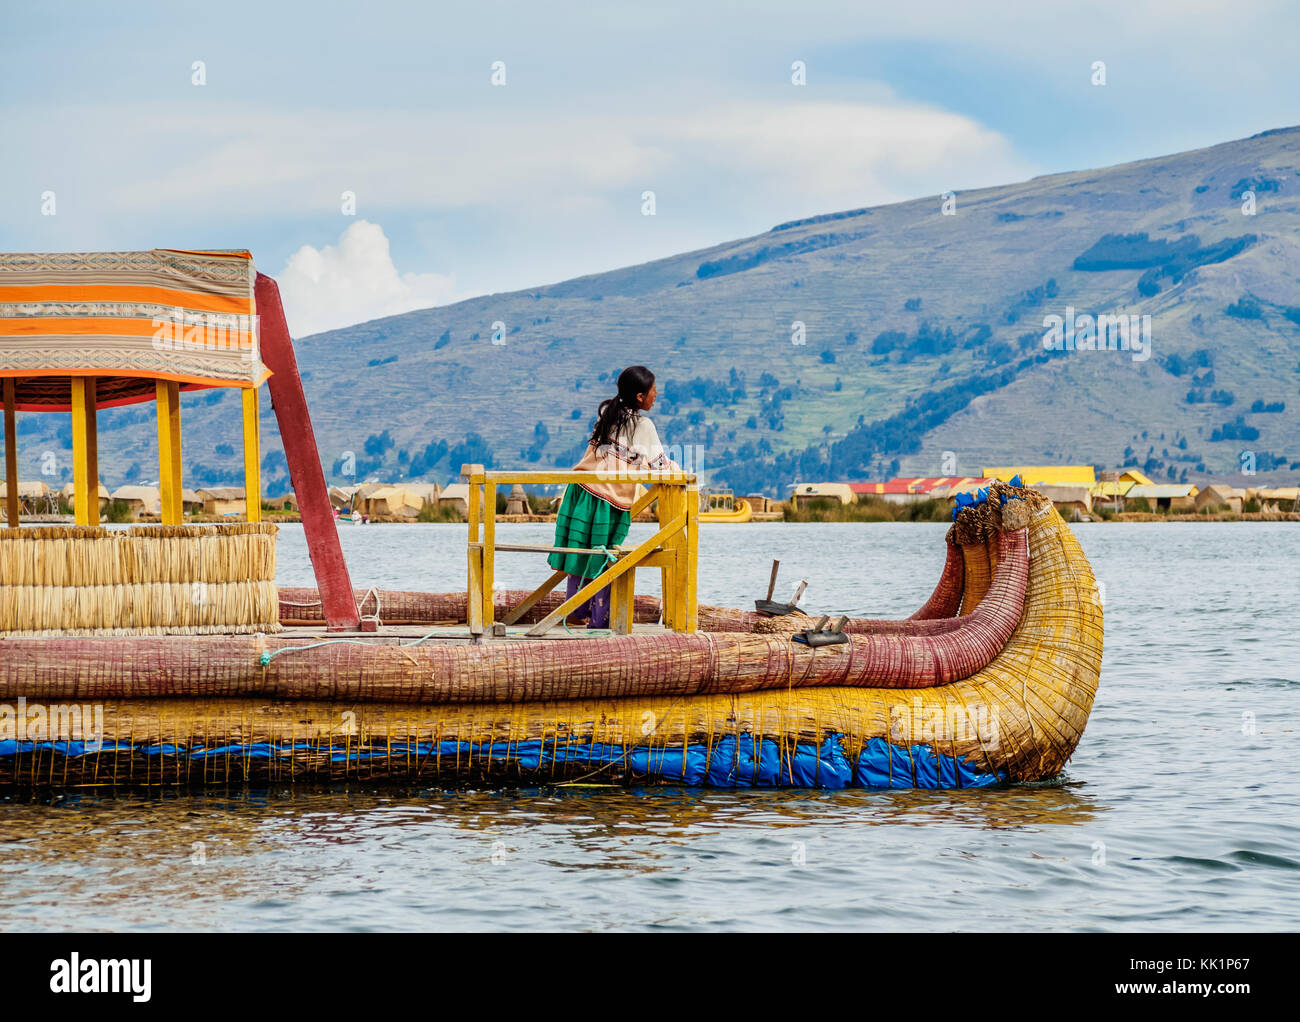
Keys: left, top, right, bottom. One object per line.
{"left": 357, "top": 586, "right": 382, "bottom": 627}
{"left": 260, "top": 639, "right": 371, "bottom": 665}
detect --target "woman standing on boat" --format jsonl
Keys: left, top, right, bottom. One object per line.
{"left": 549, "top": 365, "right": 676, "bottom": 629}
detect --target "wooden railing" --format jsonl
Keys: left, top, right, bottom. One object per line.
{"left": 462, "top": 464, "right": 698, "bottom": 637}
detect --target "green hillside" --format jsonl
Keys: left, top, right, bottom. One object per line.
{"left": 8, "top": 126, "right": 1300, "bottom": 494}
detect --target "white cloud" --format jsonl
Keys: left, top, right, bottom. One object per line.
{"left": 276, "top": 220, "right": 461, "bottom": 337}
{"left": 70, "top": 100, "right": 1023, "bottom": 221}
{"left": 676, "top": 100, "right": 1028, "bottom": 211}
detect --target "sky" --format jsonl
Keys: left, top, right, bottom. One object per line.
{"left": 2, "top": 0, "right": 1297, "bottom": 335}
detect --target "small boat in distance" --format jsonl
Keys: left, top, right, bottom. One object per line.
{"left": 699, "top": 489, "right": 752, "bottom": 523}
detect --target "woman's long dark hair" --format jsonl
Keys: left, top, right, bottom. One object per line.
{"left": 590, "top": 365, "right": 654, "bottom": 449}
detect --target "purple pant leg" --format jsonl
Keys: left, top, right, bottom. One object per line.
{"left": 564, "top": 574, "right": 591, "bottom": 620}
{"left": 588, "top": 583, "right": 611, "bottom": 629}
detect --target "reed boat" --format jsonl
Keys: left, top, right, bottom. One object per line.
{"left": 699, "top": 499, "right": 752, "bottom": 523}
{"left": 698, "top": 490, "right": 752, "bottom": 523}
{"left": 0, "top": 250, "right": 1103, "bottom": 790}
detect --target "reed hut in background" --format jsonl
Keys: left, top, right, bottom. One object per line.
{"left": 197, "top": 487, "right": 246, "bottom": 517}
{"left": 1036, "top": 483, "right": 1093, "bottom": 520}
{"left": 364, "top": 485, "right": 424, "bottom": 518}
{"left": 1125, "top": 483, "right": 1198, "bottom": 512}
{"left": 1253, "top": 486, "right": 1300, "bottom": 510}
{"left": 503, "top": 483, "right": 529, "bottom": 515}
{"left": 0, "top": 480, "right": 56, "bottom": 515}
{"left": 1194, "top": 485, "right": 1245, "bottom": 514}
{"left": 264, "top": 491, "right": 298, "bottom": 512}
{"left": 109, "top": 484, "right": 161, "bottom": 518}
{"left": 403, "top": 482, "right": 441, "bottom": 507}
{"left": 851, "top": 478, "right": 930, "bottom": 504}
{"left": 439, "top": 482, "right": 470, "bottom": 515}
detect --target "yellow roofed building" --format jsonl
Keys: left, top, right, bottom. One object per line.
{"left": 982, "top": 465, "right": 1097, "bottom": 487}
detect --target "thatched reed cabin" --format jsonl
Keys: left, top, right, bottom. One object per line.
{"left": 197, "top": 487, "right": 247, "bottom": 516}
{"left": 1, "top": 480, "right": 57, "bottom": 514}
{"left": 1251, "top": 486, "right": 1300, "bottom": 510}
{"left": 439, "top": 482, "right": 470, "bottom": 514}
{"left": 1036, "top": 484, "right": 1093, "bottom": 519}
{"left": 1195, "top": 485, "right": 1245, "bottom": 514}
{"left": 265, "top": 491, "right": 298, "bottom": 512}
{"left": 109, "top": 484, "right": 161, "bottom": 518}
{"left": 181, "top": 488, "right": 203, "bottom": 514}
{"left": 322, "top": 482, "right": 438, "bottom": 518}
{"left": 403, "top": 482, "right": 442, "bottom": 507}
{"left": 363, "top": 486, "right": 423, "bottom": 518}
{"left": 1125, "top": 483, "right": 1198, "bottom": 512}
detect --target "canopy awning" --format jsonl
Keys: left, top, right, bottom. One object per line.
{"left": 0, "top": 248, "right": 270, "bottom": 411}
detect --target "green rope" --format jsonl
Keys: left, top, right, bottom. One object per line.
{"left": 259, "top": 638, "right": 373, "bottom": 666}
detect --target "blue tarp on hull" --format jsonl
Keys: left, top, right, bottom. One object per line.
{"left": 0, "top": 733, "right": 1006, "bottom": 789}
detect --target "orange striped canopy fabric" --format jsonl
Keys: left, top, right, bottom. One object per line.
{"left": 0, "top": 249, "right": 270, "bottom": 411}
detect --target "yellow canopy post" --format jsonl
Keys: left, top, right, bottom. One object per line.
{"left": 156, "top": 381, "right": 183, "bottom": 524}
{"left": 86, "top": 381, "right": 99, "bottom": 518}
{"left": 2, "top": 378, "right": 17, "bottom": 526}
{"left": 242, "top": 387, "right": 261, "bottom": 523}
{"left": 71, "top": 377, "right": 99, "bottom": 526}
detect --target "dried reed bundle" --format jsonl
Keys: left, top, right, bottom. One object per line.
{"left": 0, "top": 523, "right": 279, "bottom": 635}
{"left": 0, "top": 580, "right": 280, "bottom": 635}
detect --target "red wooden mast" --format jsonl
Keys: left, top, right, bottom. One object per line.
{"left": 256, "top": 273, "right": 360, "bottom": 631}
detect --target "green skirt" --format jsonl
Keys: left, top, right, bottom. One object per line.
{"left": 548, "top": 484, "right": 631, "bottom": 578}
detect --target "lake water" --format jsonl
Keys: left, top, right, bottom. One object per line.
{"left": 2, "top": 522, "right": 1298, "bottom": 931}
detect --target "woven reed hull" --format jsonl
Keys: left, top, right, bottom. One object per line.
{"left": 0, "top": 493, "right": 1102, "bottom": 790}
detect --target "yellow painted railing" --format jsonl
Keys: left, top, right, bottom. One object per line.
{"left": 462, "top": 464, "right": 698, "bottom": 637}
